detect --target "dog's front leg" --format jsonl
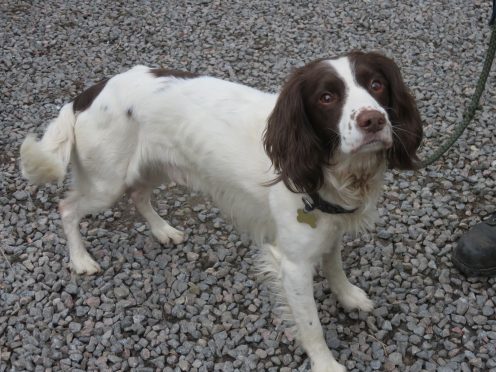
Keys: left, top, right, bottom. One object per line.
{"left": 322, "top": 242, "right": 373, "bottom": 312}
{"left": 269, "top": 188, "right": 346, "bottom": 371}
{"left": 280, "top": 255, "right": 346, "bottom": 372}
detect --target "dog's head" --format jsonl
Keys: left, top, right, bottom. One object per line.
{"left": 264, "top": 51, "right": 423, "bottom": 193}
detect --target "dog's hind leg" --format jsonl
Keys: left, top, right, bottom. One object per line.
{"left": 130, "top": 186, "right": 185, "bottom": 245}
{"left": 60, "top": 184, "right": 125, "bottom": 275}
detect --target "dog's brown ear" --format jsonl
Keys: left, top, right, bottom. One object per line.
{"left": 263, "top": 68, "right": 326, "bottom": 194}
{"left": 367, "top": 53, "right": 423, "bottom": 170}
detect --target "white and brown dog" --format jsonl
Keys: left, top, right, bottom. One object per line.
{"left": 21, "top": 51, "right": 422, "bottom": 371}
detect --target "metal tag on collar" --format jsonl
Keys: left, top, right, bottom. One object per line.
{"left": 297, "top": 208, "right": 317, "bottom": 228}
{"left": 302, "top": 195, "right": 316, "bottom": 213}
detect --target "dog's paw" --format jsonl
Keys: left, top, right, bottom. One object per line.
{"left": 152, "top": 224, "right": 185, "bottom": 245}
{"left": 312, "top": 356, "right": 346, "bottom": 372}
{"left": 71, "top": 253, "right": 101, "bottom": 275}
{"left": 338, "top": 284, "right": 373, "bottom": 312}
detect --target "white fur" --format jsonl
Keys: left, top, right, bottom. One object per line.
{"left": 20, "top": 103, "right": 75, "bottom": 184}
{"left": 329, "top": 57, "right": 392, "bottom": 154}
{"left": 20, "top": 57, "right": 395, "bottom": 371}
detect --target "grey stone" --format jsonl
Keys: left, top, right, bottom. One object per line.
{"left": 388, "top": 352, "right": 402, "bottom": 365}
{"left": 65, "top": 283, "right": 78, "bottom": 295}
{"left": 13, "top": 190, "right": 28, "bottom": 201}
{"left": 114, "top": 286, "right": 130, "bottom": 299}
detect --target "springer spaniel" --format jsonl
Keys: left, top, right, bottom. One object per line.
{"left": 20, "top": 51, "right": 422, "bottom": 371}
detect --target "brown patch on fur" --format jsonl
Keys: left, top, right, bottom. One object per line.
{"left": 328, "top": 151, "right": 386, "bottom": 205}
{"left": 348, "top": 51, "right": 423, "bottom": 170}
{"left": 73, "top": 79, "right": 109, "bottom": 113}
{"left": 264, "top": 59, "right": 346, "bottom": 194}
{"left": 349, "top": 174, "right": 373, "bottom": 192}
{"left": 150, "top": 68, "right": 199, "bottom": 79}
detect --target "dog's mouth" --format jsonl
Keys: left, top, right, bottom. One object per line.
{"left": 353, "top": 138, "right": 392, "bottom": 153}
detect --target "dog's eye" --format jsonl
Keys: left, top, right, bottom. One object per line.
{"left": 319, "top": 92, "right": 336, "bottom": 105}
{"left": 370, "top": 80, "right": 384, "bottom": 93}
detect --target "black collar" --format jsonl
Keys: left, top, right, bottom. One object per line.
{"left": 302, "top": 192, "right": 357, "bottom": 214}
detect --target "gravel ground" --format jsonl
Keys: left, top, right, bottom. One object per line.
{"left": 1, "top": 1, "right": 496, "bottom": 371}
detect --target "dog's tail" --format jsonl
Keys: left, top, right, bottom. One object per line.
{"left": 20, "top": 103, "right": 76, "bottom": 184}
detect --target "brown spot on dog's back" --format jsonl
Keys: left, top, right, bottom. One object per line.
{"left": 150, "top": 68, "right": 199, "bottom": 79}
{"left": 73, "top": 78, "right": 109, "bottom": 113}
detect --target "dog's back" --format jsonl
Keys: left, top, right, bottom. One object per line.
{"left": 20, "top": 66, "right": 279, "bottom": 273}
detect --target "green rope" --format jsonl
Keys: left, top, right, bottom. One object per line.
{"left": 421, "top": 23, "right": 496, "bottom": 167}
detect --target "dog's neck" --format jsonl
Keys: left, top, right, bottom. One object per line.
{"left": 320, "top": 151, "right": 387, "bottom": 210}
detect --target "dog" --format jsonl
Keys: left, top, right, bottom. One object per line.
{"left": 20, "top": 51, "right": 422, "bottom": 371}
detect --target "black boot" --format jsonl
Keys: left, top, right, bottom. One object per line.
{"left": 452, "top": 213, "right": 496, "bottom": 277}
